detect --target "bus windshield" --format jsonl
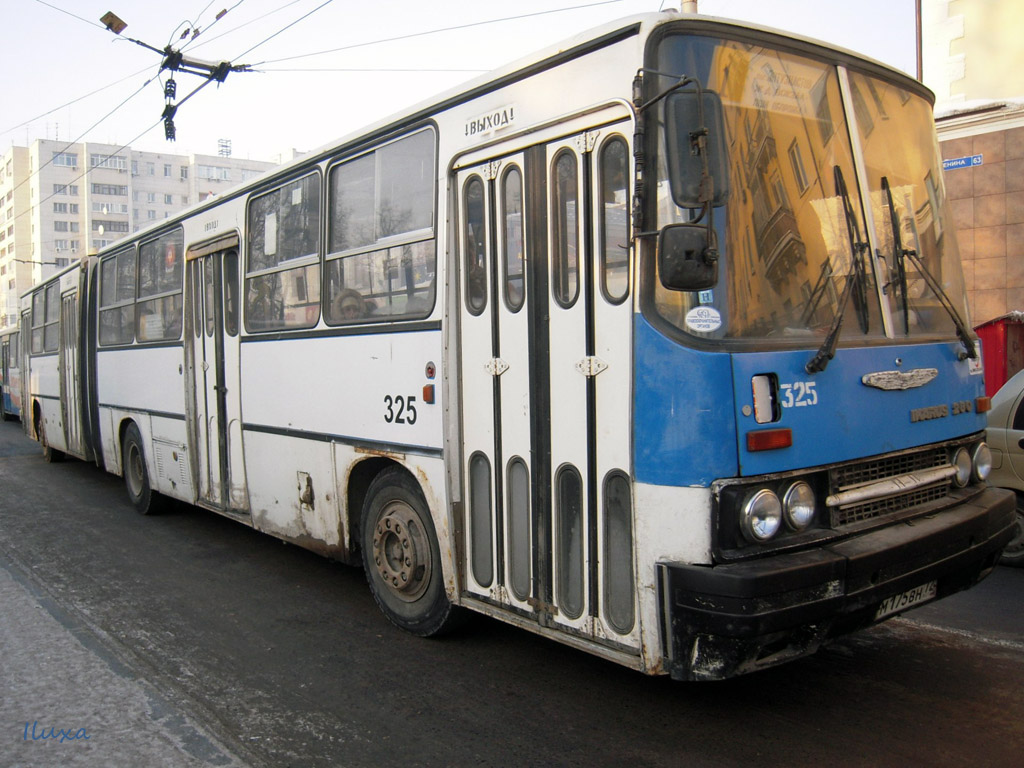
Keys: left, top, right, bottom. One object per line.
{"left": 649, "top": 33, "right": 968, "bottom": 347}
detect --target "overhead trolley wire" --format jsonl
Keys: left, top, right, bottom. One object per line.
{"left": 181, "top": 0, "right": 250, "bottom": 50}
{"left": 250, "top": 0, "right": 626, "bottom": 67}
{"left": 232, "top": 0, "right": 336, "bottom": 61}
{"left": 31, "top": 0, "right": 107, "bottom": 31}
{"left": 183, "top": 0, "right": 306, "bottom": 53}
{"left": 8, "top": 78, "right": 161, "bottom": 227}
{"left": 9, "top": 115, "right": 163, "bottom": 239}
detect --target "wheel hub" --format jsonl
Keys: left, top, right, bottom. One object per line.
{"left": 372, "top": 502, "right": 430, "bottom": 602}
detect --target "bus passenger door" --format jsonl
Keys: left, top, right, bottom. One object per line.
{"left": 456, "top": 121, "right": 638, "bottom": 650}
{"left": 59, "top": 291, "right": 84, "bottom": 457}
{"left": 185, "top": 244, "right": 248, "bottom": 513}
{"left": 456, "top": 152, "right": 535, "bottom": 615}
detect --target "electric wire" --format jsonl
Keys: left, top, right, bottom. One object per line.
{"left": 31, "top": 0, "right": 107, "bottom": 31}
{"left": 232, "top": 0, "right": 336, "bottom": 61}
{"left": 10, "top": 116, "right": 163, "bottom": 236}
{"left": 184, "top": 0, "right": 305, "bottom": 53}
{"left": 250, "top": 0, "right": 626, "bottom": 66}
{"left": 8, "top": 78, "right": 160, "bottom": 226}
{"left": 254, "top": 67, "right": 486, "bottom": 73}
{"left": 1, "top": 67, "right": 153, "bottom": 137}
{"left": 182, "top": 0, "right": 250, "bottom": 50}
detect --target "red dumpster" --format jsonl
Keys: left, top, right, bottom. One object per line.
{"left": 975, "top": 312, "right": 1024, "bottom": 397}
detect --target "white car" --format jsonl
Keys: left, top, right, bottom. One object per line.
{"left": 984, "top": 368, "right": 1024, "bottom": 566}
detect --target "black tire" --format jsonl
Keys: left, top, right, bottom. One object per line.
{"left": 999, "top": 500, "right": 1024, "bottom": 567}
{"left": 123, "top": 422, "right": 165, "bottom": 515}
{"left": 360, "top": 467, "right": 461, "bottom": 636}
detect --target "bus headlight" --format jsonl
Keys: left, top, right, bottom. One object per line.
{"left": 952, "top": 447, "right": 972, "bottom": 488}
{"left": 782, "top": 481, "right": 816, "bottom": 531}
{"left": 972, "top": 442, "right": 992, "bottom": 482}
{"left": 740, "top": 489, "right": 782, "bottom": 543}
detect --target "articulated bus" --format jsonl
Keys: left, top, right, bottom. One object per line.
{"left": 0, "top": 326, "right": 22, "bottom": 421}
{"left": 18, "top": 10, "right": 1015, "bottom": 680}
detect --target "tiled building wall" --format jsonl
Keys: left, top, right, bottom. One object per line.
{"left": 940, "top": 126, "right": 1024, "bottom": 326}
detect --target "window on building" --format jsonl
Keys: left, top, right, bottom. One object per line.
{"left": 92, "top": 184, "right": 128, "bottom": 196}
{"left": 90, "top": 154, "right": 127, "bottom": 171}
{"left": 788, "top": 140, "right": 810, "bottom": 194}
{"left": 52, "top": 152, "right": 77, "bottom": 168}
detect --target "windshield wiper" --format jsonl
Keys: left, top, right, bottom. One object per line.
{"left": 806, "top": 167, "right": 870, "bottom": 373}
{"left": 880, "top": 176, "right": 976, "bottom": 360}
{"left": 881, "top": 177, "right": 911, "bottom": 335}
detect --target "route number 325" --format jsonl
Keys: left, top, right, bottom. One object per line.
{"left": 384, "top": 395, "right": 418, "bottom": 425}
{"left": 780, "top": 381, "right": 818, "bottom": 408}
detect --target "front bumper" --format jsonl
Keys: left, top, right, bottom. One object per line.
{"left": 658, "top": 487, "right": 1016, "bottom": 681}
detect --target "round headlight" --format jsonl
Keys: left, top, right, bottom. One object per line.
{"left": 740, "top": 489, "right": 782, "bottom": 543}
{"left": 952, "top": 447, "right": 972, "bottom": 488}
{"left": 972, "top": 442, "right": 992, "bottom": 482}
{"left": 783, "top": 481, "right": 816, "bottom": 531}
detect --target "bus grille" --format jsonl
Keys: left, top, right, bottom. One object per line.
{"left": 828, "top": 446, "right": 952, "bottom": 528}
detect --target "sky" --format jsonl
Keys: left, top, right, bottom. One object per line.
{"left": 1, "top": 0, "right": 918, "bottom": 164}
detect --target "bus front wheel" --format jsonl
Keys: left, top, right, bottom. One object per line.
{"left": 360, "top": 468, "right": 460, "bottom": 636}
{"left": 123, "top": 423, "right": 165, "bottom": 515}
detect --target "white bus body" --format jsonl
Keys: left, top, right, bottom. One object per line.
{"left": 20, "top": 12, "right": 1015, "bottom": 680}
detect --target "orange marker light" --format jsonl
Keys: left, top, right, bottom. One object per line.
{"left": 747, "top": 428, "right": 792, "bottom": 452}
{"left": 422, "top": 384, "right": 435, "bottom": 404}
{"left": 975, "top": 396, "right": 991, "bottom": 414}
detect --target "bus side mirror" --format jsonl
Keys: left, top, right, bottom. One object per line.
{"left": 658, "top": 224, "right": 718, "bottom": 291}
{"left": 664, "top": 90, "right": 730, "bottom": 208}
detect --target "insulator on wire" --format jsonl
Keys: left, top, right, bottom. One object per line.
{"left": 164, "top": 78, "right": 177, "bottom": 100}
{"left": 164, "top": 118, "right": 176, "bottom": 141}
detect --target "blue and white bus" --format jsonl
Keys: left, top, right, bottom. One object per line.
{"left": 21, "top": 8, "right": 1015, "bottom": 680}
{"left": 0, "top": 325, "right": 23, "bottom": 421}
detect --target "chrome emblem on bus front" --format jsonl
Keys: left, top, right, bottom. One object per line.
{"left": 861, "top": 368, "right": 939, "bottom": 391}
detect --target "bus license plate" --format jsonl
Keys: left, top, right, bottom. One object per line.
{"left": 874, "top": 580, "right": 937, "bottom": 620}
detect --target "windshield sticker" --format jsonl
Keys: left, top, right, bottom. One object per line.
{"left": 698, "top": 290, "right": 714, "bottom": 304}
{"left": 969, "top": 344, "right": 983, "bottom": 375}
{"left": 685, "top": 306, "right": 722, "bottom": 334}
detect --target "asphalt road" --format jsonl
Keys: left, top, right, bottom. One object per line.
{"left": 1, "top": 419, "right": 1023, "bottom": 767}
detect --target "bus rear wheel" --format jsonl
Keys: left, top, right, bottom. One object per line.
{"left": 360, "top": 468, "right": 460, "bottom": 636}
{"left": 123, "top": 423, "right": 166, "bottom": 515}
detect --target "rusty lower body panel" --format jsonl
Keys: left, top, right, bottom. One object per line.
{"left": 657, "top": 487, "right": 1016, "bottom": 681}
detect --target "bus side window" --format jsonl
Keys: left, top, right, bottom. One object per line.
{"left": 136, "top": 229, "right": 184, "bottom": 343}
{"left": 99, "top": 247, "right": 137, "bottom": 346}
{"left": 30, "top": 291, "right": 45, "bottom": 353}
{"left": 244, "top": 173, "right": 322, "bottom": 332}
{"left": 43, "top": 283, "right": 59, "bottom": 352}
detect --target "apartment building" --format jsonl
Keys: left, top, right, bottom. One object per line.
{"left": 922, "top": 0, "right": 1024, "bottom": 325}
{"left": 0, "top": 139, "right": 275, "bottom": 329}
{"left": 0, "top": 147, "right": 32, "bottom": 329}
